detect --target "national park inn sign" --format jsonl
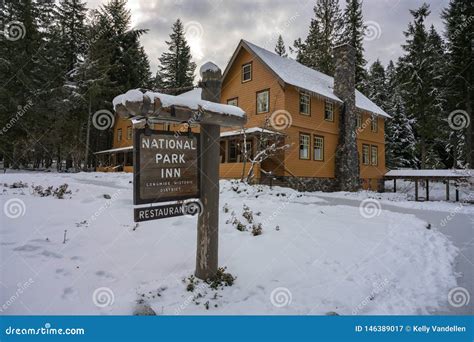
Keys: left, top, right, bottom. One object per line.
{"left": 114, "top": 62, "right": 247, "bottom": 280}
{"left": 133, "top": 129, "right": 200, "bottom": 205}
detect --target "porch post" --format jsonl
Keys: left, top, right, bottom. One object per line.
{"left": 393, "top": 179, "right": 396, "bottom": 193}
{"left": 425, "top": 179, "right": 429, "bottom": 201}
{"left": 446, "top": 180, "right": 450, "bottom": 201}
{"left": 414, "top": 179, "right": 419, "bottom": 201}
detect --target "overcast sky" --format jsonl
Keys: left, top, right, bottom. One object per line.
{"left": 86, "top": 0, "right": 449, "bottom": 75}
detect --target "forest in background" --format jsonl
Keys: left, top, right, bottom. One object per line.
{"left": 0, "top": 0, "right": 472, "bottom": 170}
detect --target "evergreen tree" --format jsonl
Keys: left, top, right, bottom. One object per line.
{"left": 398, "top": 3, "right": 445, "bottom": 168}
{"left": 366, "top": 59, "right": 387, "bottom": 106}
{"left": 442, "top": 0, "right": 474, "bottom": 168}
{"left": 293, "top": 0, "right": 344, "bottom": 75}
{"left": 385, "top": 61, "right": 417, "bottom": 168}
{"left": 274, "top": 35, "right": 287, "bottom": 57}
{"left": 157, "top": 19, "right": 196, "bottom": 90}
{"left": 343, "top": 0, "right": 367, "bottom": 90}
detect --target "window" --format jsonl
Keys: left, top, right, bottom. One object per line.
{"left": 357, "top": 113, "right": 362, "bottom": 129}
{"left": 313, "top": 136, "right": 324, "bottom": 161}
{"left": 244, "top": 141, "right": 253, "bottom": 160}
{"left": 117, "top": 128, "right": 122, "bottom": 142}
{"left": 256, "top": 90, "right": 269, "bottom": 113}
{"left": 362, "top": 144, "right": 370, "bottom": 165}
{"left": 299, "top": 92, "right": 310, "bottom": 115}
{"left": 228, "top": 140, "right": 237, "bottom": 162}
{"left": 227, "top": 98, "right": 238, "bottom": 106}
{"left": 299, "top": 133, "right": 310, "bottom": 160}
{"left": 242, "top": 63, "right": 252, "bottom": 82}
{"left": 324, "top": 101, "right": 334, "bottom": 121}
{"left": 127, "top": 126, "right": 132, "bottom": 140}
{"left": 371, "top": 116, "right": 378, "bottom": 132}
{"left": 371, "top": 145, "right": 378, "bottom": 166}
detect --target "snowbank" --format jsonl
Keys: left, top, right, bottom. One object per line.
{"left": 0, "top": 173, "right": 459, "bottom": 315}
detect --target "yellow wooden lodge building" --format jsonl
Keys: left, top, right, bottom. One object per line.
{"left": 96, "top": 40, "right": 390, "bottom": 191}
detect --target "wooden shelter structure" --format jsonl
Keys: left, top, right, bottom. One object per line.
{"left": 385, "top": 169, "right": 472, "bottom": 202}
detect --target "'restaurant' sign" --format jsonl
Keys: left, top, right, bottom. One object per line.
{"left": 133, "top": 129, "right": 200, "bottom": 205}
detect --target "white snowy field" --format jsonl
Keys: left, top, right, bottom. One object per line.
{"left": 0, "top": 172, "right": 463, "bottom": 315}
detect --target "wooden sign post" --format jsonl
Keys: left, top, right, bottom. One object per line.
{"left": 113, "top": 62, "right": 246, "bottom": 280}
{"left": 195, "top": 65, "right": 221, "bottom": 280}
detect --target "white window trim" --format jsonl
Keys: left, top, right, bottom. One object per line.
{"left": 256, "top": 90, "right": 269, "bottom": 114}
{"left": 313, "top": 136, "right": 324, "bottom": 161}
{"left": 324, "top": 101, "right": 334, "bottom": 121}
{"left": 299, "top": 133, "right": 310, "bottom": 160}
{"left": 299, "top": 92, "right": 310, "bottom": 115}
{"left": 242, "top": 63, "right": 252, "bottom": 82}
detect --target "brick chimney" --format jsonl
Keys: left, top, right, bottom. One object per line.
{"left": 333, "top": 44, "right": 360, "bottom": 191}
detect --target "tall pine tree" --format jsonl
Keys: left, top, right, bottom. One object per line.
{"left": 385, "top": 61, "right": 417, "bottom": 168}
{"left": 293, "top": 0, "right": 344, "bottom": 75}
{"left": 275, "top": 35, "right": 288, "bottom": 57}
{"left": 157, "top": 19, "right": 196, "bottom": 91}
{"left": 398, "top": 3, "right": 445, "bottom": 168}
{"left": 343, "top": 0, "right": 367, "bottom": 90}
{"left": 442, "top": 0, "right": 473, "bottom": 168}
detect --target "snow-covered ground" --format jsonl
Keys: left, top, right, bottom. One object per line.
{"left": 0, "top": 172, "right": 467, "bottom": 315}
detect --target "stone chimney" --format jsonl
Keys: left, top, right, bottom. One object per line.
{"left": 333, "top": 44, "right": 360, "bottom": 191}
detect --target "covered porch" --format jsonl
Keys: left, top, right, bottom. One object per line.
{"left": 94, "top": 146, "right": 133, "bottom": 173}
{"left": 219, "top": 127, "right": 284, "bottom": 181}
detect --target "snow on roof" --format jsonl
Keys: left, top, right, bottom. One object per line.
{"left": 241, "top": 40, "right": 391, "bottom": 119}
{"left": 220, "top": 127, "right": 281, "bottom": 138}
{"left": 385, "top": 169, "right": 473, "bottom": 178}
{"left": 113, "top": 89, "right": 245, "bottom": 118}
{"left": 94, "top": 146, "right": 132, "bottom": 154}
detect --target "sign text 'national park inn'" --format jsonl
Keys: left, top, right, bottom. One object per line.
{"left": 133, "top": 129, "right": 200, "bottom": 205}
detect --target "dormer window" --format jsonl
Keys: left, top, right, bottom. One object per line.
{"left": 242, "top": 63, "right": 252, "bottom": 82}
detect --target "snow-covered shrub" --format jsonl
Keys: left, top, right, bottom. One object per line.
{"left": 206, "top": 267, "right": 235, "bottom": 290}
{"left": 242, "top": 204, "right": 254, "bottom": 224}
{"left": 251, "top": 223, "right": 263, "bottom": 236}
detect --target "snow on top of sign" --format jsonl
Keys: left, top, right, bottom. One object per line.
{"left": 112, "top": 89, "right": 143, "bottom": 109}
{"left": 242, "top": 40, "right": 391, "bottom": 118}
{"left": 113, "top": 88, "right": 245, "bottom": 118}
{"left": 176, "top": 88, "right": 202, "bottom": 100}
{"left": 385, "top": 169, "right": 473, "bottom": 178}
{"left": 199, "top": 61, "right": 220, "bottom": 76}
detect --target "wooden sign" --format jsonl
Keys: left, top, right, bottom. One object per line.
{"left": 134, "top": 129, "right": 200, "bottom": 205}
{"left": 134, "top": 203, "right": 184, "bottom": 222}
{"left": 134, "top": 201, "right": 203, "bottom": 222}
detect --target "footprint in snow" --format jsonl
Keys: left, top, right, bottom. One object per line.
{"left": 13, "top": 244, "right": 41, "bottom": 252}
{"left": 95, "top": 270, "right": 116, "bottom": 280}
{"left": 40, "top": 250, "right": 63, "bottom": 259}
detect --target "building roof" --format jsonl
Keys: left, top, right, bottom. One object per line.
{"left": 94, "top": 146, "right": 133, "bottom": 155}
{"left": 220, "top": 127, "right": 282, "bottom": 138}
{"left": 223, "top": 40, "right": 391, "bottom": 119}
{"left": 385, "top": 169, "right": 473, "bottom": 179}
